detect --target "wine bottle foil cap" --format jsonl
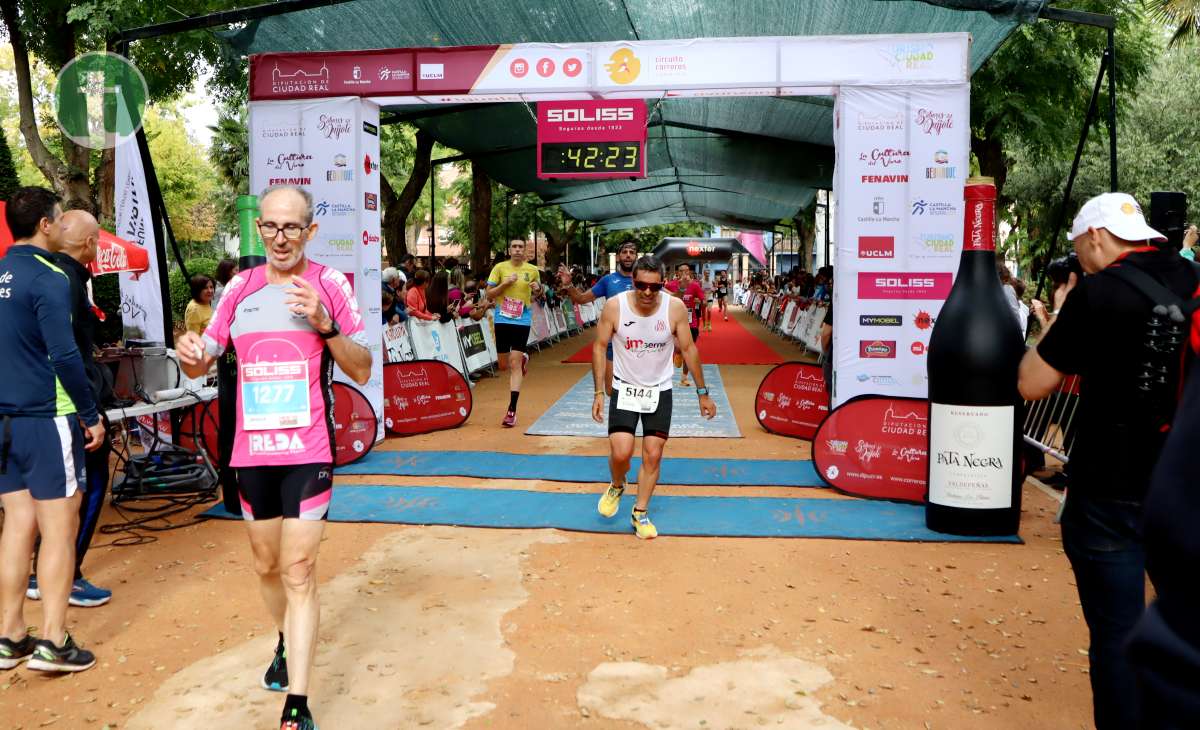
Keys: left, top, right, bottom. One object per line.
{"left": 965, "top": 177, "right": 996, "bottom": 203}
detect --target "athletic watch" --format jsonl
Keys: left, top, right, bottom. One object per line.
{"left": 696, "top": 387, "right": 710, "bottom": 396}
{"left": 318, "top": 320, "right": 341, "bottom": 340}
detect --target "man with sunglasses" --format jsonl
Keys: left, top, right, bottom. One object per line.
{"left": 557, "top": 240, "right": 638, "bottom": 394}
{"left": 177, "top": 185, "right": 371, "bottom": 730}
{"left": 592, "top": 256, "right": 717, "bottom": 539}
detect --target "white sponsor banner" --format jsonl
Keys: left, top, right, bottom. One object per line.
{"left": 552, "top": 305, "right": 567, "bottom": 334}
{"left": 780, "top": 35, "right": 969, "bottom": 87}
{"left": 114, "top": 138, "right": 165, "bottom": 343}
{"left": 384, "top": 321, "right": 415, "bottom": 362}
{"left": 832, "top": 83, "right": 970, "bottom": 407}
{"left": 408, "top": 319, "right": 467, "bottom": 375}
{"left": 593, "top": 39, "right": 778, "bottom": 92}
{"left": 473, "top": 46, "right": 591, "bottom": 92}
{"left": 248, "top": 97, "right": 384, "bottom": 438}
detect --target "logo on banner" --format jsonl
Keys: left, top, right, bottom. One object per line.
{"left": 267, "top": 152, "right": 312, "bottom": 171}
{"left": 859, "top": 273, "right": 953, "bottom": 300}
{"left": 917, "top": 233, "right": 955, "bottom": 254}
{"left": 314, "top": 200, "right": 354, "bottom": 217}
{"left": 510, "top": 58, "right": 529, "bottom": 78}
{"left": 911, "top": 199, "right": 956, "bottom": 217}
{"left": 363, "top": 121, "right": 378, "bottom": 136}
{"left": 270, "top": 60, "right": 330, "bottom": 95}
{"left": 881, "top": 42, "right": 935, "bottom": 71}
{"left": 914, "top": 310, "right": 936, "bottom": 330}
{"left": 564, "top": 57, "right": 583, "bottom": 77}
{"left": 861, "top": 174, "right": 908, "bottom": 184}
{"left": 260, "top": 125, "right": 304, "bottom": 139}
{"left": 326, "top": 169, "right": 353, "bottom": 182}
{"left": 536, "top": 58, "right": 556, "bottom": 77}
{"left": 882, "top": 404, "right": 928, "bottom": 436}
{"left": 378, "top": 66, "right": 410, "bottom": 82}
{"left": 916, "top": 108, "right": 954, "bottom": 136}
{"left": 687, "top": 242, "right": 716, "bottom": 256}
{"left": 860, "top": 340, "right": 897, "bottom": 359}
{"left": 826, "top": 439, "right": 849, "bottom": 455}
{"left": 911, "top": 342, "right": 927, "bottom": 355}
{"left": 268, "top": 176, "right": 311, "bottom": 186}
{"left": 855, "top": 373, "right": 898, "bottom": 385}
{"left": 363, "top": 154, "right": 378, "bottom": 175}
{"left": 605, "top": 48, "right": 641, "bottom": 84}
{"left": 420, "top": 63, "right": 445, "bottom": 80}
{"left": 926, "top": 151, "right": 957, "bottom": 180}
{"left": 316, "top": 114, "right": 352, "bottom": 140}
{"left": 859, "top": 148, "right": 909, "bottom": 168}
{"left": 858, "top": 236, "right": 894, "bottom": 259}
{"left": 856, "top": 112, "right": 903, "bottom": 132}
{"left": 860, "top": 315, "right": 902, "bottom": 327}
{"left": 327, "top": 238, "right": 354, "bottom": 253}
{"left": 364, "top": 193, "right": 378, "bottom": 211}
{"left": 858, "top": 197, "right": 900, "bottom": 224}
{"left": 546, "top": 107, "right": 636, "bottom": 123}
{"left": 362, "top": 230, "right": 380, "bottom": 246}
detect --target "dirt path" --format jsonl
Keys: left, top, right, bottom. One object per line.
{"left": 0, "top": 308, "right": 1091, "bottom": 729}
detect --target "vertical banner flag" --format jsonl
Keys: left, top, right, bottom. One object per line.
{"left": 832, "top": 84, "right": 970, "bottom": 407}
{"left": 248, "top": 96, "right": 384, "bottom": 439}
{"left": 114, "top": 138, "right": 165, "bottom": 343}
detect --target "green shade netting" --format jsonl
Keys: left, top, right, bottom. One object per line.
{"left": 228, "top": 0, "right": 1043, "bottom": 229}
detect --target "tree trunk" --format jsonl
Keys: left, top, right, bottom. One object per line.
{"left": 469, "top": 163, "right": 493, "bottom": 276}
{"left": 541, "top": 219, "right": 580, "bottom": 270}
{"left": 971, "top": 133, "right": 1008, "bottom": 201}
{"left": 381, "top": 128, "right": 434, "bottom": 266}
{"left": 94, "top": 147, "right": 116, "bottom": 223}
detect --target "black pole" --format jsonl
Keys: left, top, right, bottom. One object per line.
{"left": 823, "top": 190, "right": 830, "bottom": 270}
{"left": 1107, "top": 27, "right": 1118, "bottom": 192}
{"left": 1033, "top": 48, "right": 1109, "bottom": 302}
{"left": 504, "top": 188, "right": 511, "bottom": 242}
{"left": 428, "top": 169, "right": 436, "bottom": 270}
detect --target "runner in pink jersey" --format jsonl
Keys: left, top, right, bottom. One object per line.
{"left": 178, "top": 185, "right": 371, "bottom": 730}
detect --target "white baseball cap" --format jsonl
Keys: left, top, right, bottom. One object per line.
{"left": 1068, "top": 192, "right": 1166, "bottom": 242}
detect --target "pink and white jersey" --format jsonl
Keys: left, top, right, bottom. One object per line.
{"left": 202, "top": 261, "right": 367, "bottom": 467}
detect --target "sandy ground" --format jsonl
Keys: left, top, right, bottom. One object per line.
{"left": 0, "top": 308, "right": 1092, "bottom": 729}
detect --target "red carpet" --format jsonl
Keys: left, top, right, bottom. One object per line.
{"left": 563, "top": 309, "right": 784, "bottom": 364}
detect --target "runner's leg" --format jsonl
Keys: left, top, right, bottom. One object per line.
{"left": 634, "top": 435, "right": 666, "bottom": 511}
{"left": 33, "top": 494, "right": 81, "bottom": 645}
{"left": 0, "top": 491, "right": 37, "bottom": 640}
{"left": 278, "top": 518, "right": 326, "bottom": 697}
{"left": 608, "top": 432, "right": 635, "bottom": 487}
{"left": 246, "top": 518, "right": 287, "bottom": 631}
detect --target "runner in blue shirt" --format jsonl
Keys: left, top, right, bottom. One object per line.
{"left": 558, "top": 241, "right": 638, "bottom": 394}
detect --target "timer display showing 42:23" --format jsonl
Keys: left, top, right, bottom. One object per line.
{"left": 542, "top": 142, "right": 641, "bottom": 174}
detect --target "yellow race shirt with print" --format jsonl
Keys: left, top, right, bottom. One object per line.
{"left": 487, "top": 261, "right": 540, "bottom": 325}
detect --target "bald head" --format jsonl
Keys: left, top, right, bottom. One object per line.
{"left": 59, "top": 209, "right": 100, "bottom": 265}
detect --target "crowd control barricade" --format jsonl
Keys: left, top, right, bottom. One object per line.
{"left": 552, "top": 305, "right": 568, "bottom": 334}
{"left": 1022, "top": 374, "right": 1081, "bottom": 467}
{"left": 779, "top": 300, "right": 797, "bottom": 336}
{"left": 526, "top": 301, "right": 553, "bottom": 350}
{"left": 456, "top": 317, "right": 496, "bottom": 374}
{"left": 408, "top": 319, "right": 469, "bottom": 376}
{"left": 563, "top": 301, "right": 581, "bottom": 334}
{"left": 580, "top": 300, "right": 597, "bottom": 325}
{"left": 481, "top": 310, "right": 498, "bottom": 363}
{"left": 801, "top": 306, "right": 827, "bottom": 354}
{"left": 384, "top": 321, "right": 416, "bottom": 363}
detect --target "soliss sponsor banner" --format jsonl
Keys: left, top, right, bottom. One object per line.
{"left": 249, "top": 34, "right": 968, "bottom": 102}
{"left": 832, "top": 83, "right": 970, "bottom": 407}
{"left": 811, "top": 396, "right": 929, "bottom": 503}
{"left": 754, "top": 362, "right": 830, "bottom": 440}
{"left": 249, "top": 97, "right": 384, "bottom": 440}
{"left": 382, "top": 360, "right": 472, "bottom": 436}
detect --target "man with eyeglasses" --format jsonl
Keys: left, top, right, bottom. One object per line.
{"left": 591, "top": 255, "right": 716, "bottom": 539}
{"left": 177, "top": 185, "right": 371, "bottom": 730}
{"left": 557, "top": 240, "right": 638, "bottom": 394}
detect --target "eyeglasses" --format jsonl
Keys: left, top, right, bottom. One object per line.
{"left": 258, "top": 222, "right": 308, "bottom": 241}
{"left": 633, "top": 281, "right": 663, "bottom": 292}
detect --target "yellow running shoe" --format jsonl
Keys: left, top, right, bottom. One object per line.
{"left": 631, "top": 509, "right": 658, "bottom": 539}
{"left": 597, "top": 484, "right": 624, "bottom": 518}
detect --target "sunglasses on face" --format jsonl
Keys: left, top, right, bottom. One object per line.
{"left": 633, "top": 281, "right": 663, "bottom": 292}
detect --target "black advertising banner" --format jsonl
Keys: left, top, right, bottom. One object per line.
{"left": 811, "top": 396, "right": 929, "bottom": 503}
{"left": 383, "top": 360, "right": 473, "bottom": 436}
{"left": 755, "top": 362, "right": 830, "bottom": 440}
{"left": 331, "top": 382, "right": 378, "bottom": 466}
{"left": 460, "top": 321, "right": 487, "bottom": 358}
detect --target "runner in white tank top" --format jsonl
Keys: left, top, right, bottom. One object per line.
{"left": 591, "top": 255, "right": 718, "bottom": 540}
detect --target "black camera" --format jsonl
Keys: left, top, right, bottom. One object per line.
{"left": 1150, "top": 192, "right": 1188, "bottom": 252}
{"left": 1046, "top": 252, "right": 1083, "bottom": 286}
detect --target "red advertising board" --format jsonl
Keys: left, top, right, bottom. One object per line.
{"left": 250, "top": 50, "right": 418, "bottom": 100}
{"left": 811, "top": 396, "right": 929, "bottom": 503}
{"left": 383, "top": 360, "right": 472, "bottom": 436}
{"left": 754, "top": 363, "right": 830, "bottom": 440}
{"left": 536, "top": 100, "right": 648, "bottom": 180}
{"left": 331, "top": 382, "right": 378, "bottom": 466}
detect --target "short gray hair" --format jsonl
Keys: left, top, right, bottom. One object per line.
{"left": 634, "top": 254, "right": 666, "bottom": 279}
{"left": 259, "top": 184, "right": 315, "bottom": 225}
{"left": 382, "top": 267, "right": 399, "bottom": 285}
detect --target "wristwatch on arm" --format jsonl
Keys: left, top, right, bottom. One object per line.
{"left": 696, "top": 387, "right": 709, "bottom": 396}
{"left": 318, "top": 320, "right": 340, "bottom": 339}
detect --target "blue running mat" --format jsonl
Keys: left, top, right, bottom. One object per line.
{"left": 202, "top": 485, "right": 1020, "bottom": 543}
{"left": 525, "top": 365, "right": 740, "bottom": 438}
{"left": 337, "top": 450, "right": 823, "bottom": 487}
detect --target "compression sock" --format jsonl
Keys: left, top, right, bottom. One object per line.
{"left": 283, "top": 693, "right": 310, "bottom": 720}
{"left": 509, "top": 391, "right": 520, "bottom": 411}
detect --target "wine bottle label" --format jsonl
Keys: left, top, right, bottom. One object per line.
{"left": 928, "top": 403, "right": 1013, "bottom": 509}
{"left": 963, "top": 197, "right": 995, "bottom": 252}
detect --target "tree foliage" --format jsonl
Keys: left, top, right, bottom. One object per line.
{"left": 0, "top": 124, "right": 17, "bottom": 201}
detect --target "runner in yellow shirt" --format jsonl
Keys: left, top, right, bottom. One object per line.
{"left": 485, "top": 240, "right": 543, "bottom": 427}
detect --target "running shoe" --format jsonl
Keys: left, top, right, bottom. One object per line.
{"left": 26, "top": 633, "right": 96, "bottom": 673}
{"left": 262, "top": 635, "right": 289, "bottom": 692}
{"left": 281, "top": 708, "right": 318, "bottom": 730}
{"left": 25, "top": 575, "right": 39, "bottom": 600}
{"left": 680, "top": 376, "right": 691, "bottom": 387}
{"left": 0, "top": 634, "right": 36, "bottom": 670}
{"left": 501, "top": 409, "right": 517, "bottom": 428}
{"left": 597, "top": 483, "right": 624, "bottom": 518}
{"left": 631, "top": 510, "right": 658, "bottom": 540}
{"left": 70, "top": 579, "right": 112, "bottom": 608}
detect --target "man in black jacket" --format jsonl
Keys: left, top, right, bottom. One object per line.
{"left": 26, "top": 210, "right": 113, "bottom": 607}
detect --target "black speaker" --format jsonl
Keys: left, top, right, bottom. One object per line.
{"left": 1150, "top": 191, "right": 1188, "bottom": 251}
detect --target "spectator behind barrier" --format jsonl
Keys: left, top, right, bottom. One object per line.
{"left": 405, "top": 269, "right": 437, "bottom": 321}
{"left": 184, "top": 274, "right": 215, "bottom": 335}
{"left": 426, "top": 270, "right": 460, "bottom": 324}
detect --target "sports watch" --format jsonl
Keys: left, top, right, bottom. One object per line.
{"left": 696, "top": 387, "right": 710, "bottom": 396}
{"left": 318, "top": 320, "right": 341, "bottom": 340}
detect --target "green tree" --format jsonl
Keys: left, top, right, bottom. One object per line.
{"left": 1146, "top": 0, "right": 1200, "bottom": 44}
{"left": 0, "top": 124, "right": 17, "bottom": 200}
{"left": 143, "top": 106, "right": 218, "bottom": 243}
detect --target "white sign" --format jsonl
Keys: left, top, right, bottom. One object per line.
{"left": 114, "top": 138, "right": 164, "bottom": 343}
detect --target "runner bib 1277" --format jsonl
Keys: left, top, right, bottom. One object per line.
{"left": 240, "top": 360, "right": 312, "bottom": 430}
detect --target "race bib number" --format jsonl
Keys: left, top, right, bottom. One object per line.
{"left": 500, "top": 297, "right": 525, "bottom": 319}
{"left": 240, "top": 360, "right": 311, "bottom": 431}
{"left": 616, "top": 383, "right": 661, "bottom": 413}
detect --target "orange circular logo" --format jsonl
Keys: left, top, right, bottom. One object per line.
{"left": 1120, "top": 202, "right": 1136, "bottom": 215}
{"left": 605, "top": 48, "right": 641, "bottom": 85}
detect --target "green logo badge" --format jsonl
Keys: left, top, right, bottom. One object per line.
{"left": 54, "top": 52, "right": 148, "bottom": 150}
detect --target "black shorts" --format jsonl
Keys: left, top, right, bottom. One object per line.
{"left": 236, "top": 463, "right": 333, "bottom": 521}
{"left": 608, "top": 383, "right": 672, "bottom": 440}
{"left": 494, "top": 322, "right": 531, "bottom": 354}
{"left": 690, "top": 326, "right": 700, "bottom": 343}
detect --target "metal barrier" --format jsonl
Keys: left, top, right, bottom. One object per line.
{"left": 1022, "top": 374, "right": 1081, "bottom": 466}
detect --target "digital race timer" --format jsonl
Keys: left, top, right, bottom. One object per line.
{"left": 539, "top": 142, "right": 642, "bottom": 175}
{"left": 536, "top": 100, "right": 648, "bottom": 180}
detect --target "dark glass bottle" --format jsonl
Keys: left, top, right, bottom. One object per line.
{"left": 925, "top": 178, "right": 1025, "bottom": 536}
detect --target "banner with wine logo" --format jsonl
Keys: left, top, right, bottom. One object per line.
{"left": 831, "top": 83, "right": 971, "bottom": 407}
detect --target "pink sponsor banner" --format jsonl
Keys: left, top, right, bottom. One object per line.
{"left": 856, "top": 272, "right": 953, "bottom": 300}
{"left": 536, "top": 100, "right": 648, "bottom": 180}
{"left": 735, "top": 230, "right": 767, "bottom": 265}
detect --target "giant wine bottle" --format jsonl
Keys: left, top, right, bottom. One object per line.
{"left": 925, "top": 178, "right": 1025, "bottom": 536}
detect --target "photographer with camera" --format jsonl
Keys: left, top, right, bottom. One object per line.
{"left": 1018, "top": 192, "right": 1200, "bottom": 730}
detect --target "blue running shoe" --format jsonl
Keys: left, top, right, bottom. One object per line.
{"left": 69, "top": 579, "right": 112, "bottom": 608}
{"left": 262, "top": 635, "right": 289, "bottom": 692}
